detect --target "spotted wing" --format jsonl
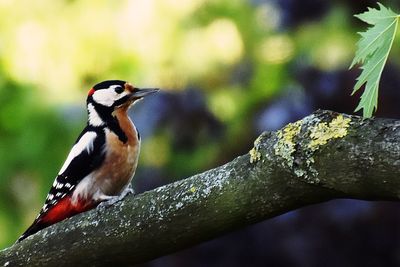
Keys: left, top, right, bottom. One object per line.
{"left": 18, "top": 127, "right": 106, "bottom": 241}
{"left": 38, "top": 128, "right": 106, "bottom": 217}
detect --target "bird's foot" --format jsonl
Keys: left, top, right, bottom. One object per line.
{"left": 96, "top": 184, "right": 134, "bottom": 210}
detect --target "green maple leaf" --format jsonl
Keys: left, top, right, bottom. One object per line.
{"left": 350, "top": 3, "right": 399, "bottom": 118}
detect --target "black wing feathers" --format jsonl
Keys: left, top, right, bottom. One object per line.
{"left": 38, "top": 127, "right": 106, "bottom": 218}
{"left": 62, "top": 126, "right": 106, "bottom": 182}
{"left": 17, "top": 127, "right": 106, "bottom": 242}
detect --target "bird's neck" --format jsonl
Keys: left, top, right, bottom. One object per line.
{"left": 87, "top": 103, "right": 129, "bottom": 143}
{"left": 112, "top": 108, "right": 138, "bottom": 144}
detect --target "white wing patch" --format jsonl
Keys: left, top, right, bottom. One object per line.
{"left": 92, "top": 86, "right": 128, "bottom": 107}
{"left": 87, "top": 103, "right": 104, "bottom": 126}
{"left": 58, "top": 131, "right": 97, "bottom": 175}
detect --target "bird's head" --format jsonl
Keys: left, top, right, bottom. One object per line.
{"left": 86, "top": 80, "right": 158, "bottom": 126}
{"left": 87, "top": 80, "right": 158, "bottom": 109}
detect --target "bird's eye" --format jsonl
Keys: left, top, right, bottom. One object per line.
{"left": 115, "top": 86, "right": 124, "bottom": 94}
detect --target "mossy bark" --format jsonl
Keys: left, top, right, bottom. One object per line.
{"left": 1, "top": 110, "right": 400, "bottom": 267}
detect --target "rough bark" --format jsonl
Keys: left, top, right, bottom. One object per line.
{"left": 1, "top": 110, "right": 400, "bottom": 267}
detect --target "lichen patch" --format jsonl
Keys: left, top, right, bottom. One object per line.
{"left": 274, "top": 120, "right": 303, "bottom": 167}
{"left": 189, "top": 186, "right": 197, "bottom": 193}
{"left": 249, "top": 147, "right": 262, "bottom": 163}
{"left": 308, "top": 115, "right": 351, "bottom": 151}
{"left": 249, "top": 134, "right": 264, "bottom": 163}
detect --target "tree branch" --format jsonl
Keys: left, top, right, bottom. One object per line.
{"left": 1, "top": 110, "right": 400, "bottom": 267}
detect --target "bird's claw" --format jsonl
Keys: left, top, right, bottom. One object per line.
{"left": 96, "top": 185, "right": 134, "bottom": 211}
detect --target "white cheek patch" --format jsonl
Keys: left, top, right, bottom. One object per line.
{"left": 92, "top": 89, "right": 117, "bottom": 107}
{"left": 92, "top": 87, "right": 128, "bottom": 107}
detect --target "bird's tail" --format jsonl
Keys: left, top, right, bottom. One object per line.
{"left": 17, "top": 219, "right": 48, "bottom": 242}
{"left": 17, "top": 195, "right": 97, "bottom": 242}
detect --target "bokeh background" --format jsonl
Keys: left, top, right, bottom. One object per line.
{"left": 1, "top": 0, "right": 400, "bottom": 266}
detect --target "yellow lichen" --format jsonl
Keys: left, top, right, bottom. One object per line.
{"left": 308, "top": 115, "right": 351, "bottom": 151}
{"left": 249, "top": 135, "right": 263, "bottom": 163}
{"left": 249, "top": 147, "right": 262, "bottom": 163}
{"left": 189, "top": 186, "right": 197, "bottom": 193}
{"left": 274, "top": 120, "right": 303, "bottom": 167}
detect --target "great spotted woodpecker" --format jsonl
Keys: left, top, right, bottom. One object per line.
{"left": 17, "top": 80, "right": 158, "bottom": 242}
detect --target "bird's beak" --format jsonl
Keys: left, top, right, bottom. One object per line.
{"left": 129, "top": 88, "right": 159, "bottom": 99}
{"left": 114, "top": 86, "right": 159, "bottom": 108}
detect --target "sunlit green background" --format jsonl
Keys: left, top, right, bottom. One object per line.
{"left": 1, "top": 0, "right": 400, "bottom": 250}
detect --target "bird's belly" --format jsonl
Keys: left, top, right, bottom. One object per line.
{"left": 95, "top": 142, "right": 140, "bottom": 196}
{"left": 86, "top": 123, "right": 141, "bottom": 197}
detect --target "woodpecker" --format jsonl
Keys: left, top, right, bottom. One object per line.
{"left": 17, "top": 80, "right": 158, "bottom": 242}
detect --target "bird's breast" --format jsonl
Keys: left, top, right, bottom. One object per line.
{"left": 93, "top": 113, "right": 140, "bottom": 196}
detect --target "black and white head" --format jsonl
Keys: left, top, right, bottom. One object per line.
{"left": 86, "top": 80, "right": 158, "bottom": 126}
{"left": 86, "top": 80, "right": 159, "bottom": 126}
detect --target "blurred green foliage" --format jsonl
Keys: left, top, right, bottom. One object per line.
{"left": 0, "top": 76, "right": 78, "bottom": 245}
{"left": 1, "top": 0, "right": 398, "bottom": 248}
